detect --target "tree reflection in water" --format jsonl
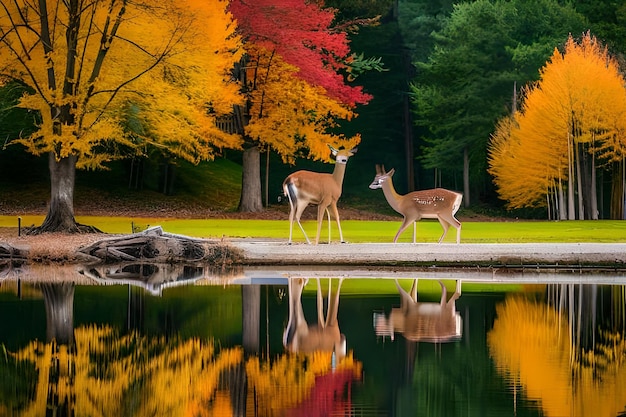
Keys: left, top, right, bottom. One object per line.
{"left": 10, "top": 325, "right": 243, "bottom": 416}
{"left": 488, "top": 284, "right": 626, "bottom": 417}
{"left": 1, "top": 276, "right": 363, "bottom": 417}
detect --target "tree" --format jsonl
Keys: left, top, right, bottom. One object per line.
{"left": 573, "top": 0, "right": 626, "bottom": 55}
{"left": 489, "top": 33, "right": 626, "bottom": 219}
{"left": 0, "top": 0, "right": 243, "bottom": 233}
{"left": 229, "top": 0, "right": 374, "bottom": 212}
{"left": 408, "top": 0, "right": 586, "bottom": 207}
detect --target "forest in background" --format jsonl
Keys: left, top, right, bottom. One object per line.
{"left": 1, "top": 0, "right": 625, "bottom": 220}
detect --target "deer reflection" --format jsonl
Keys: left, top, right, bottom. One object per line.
{"left": 375, "top": 279, "right": 462, "bottom": 342}
{"left": 283, "top": 277, "right": 346, "bottom": 358}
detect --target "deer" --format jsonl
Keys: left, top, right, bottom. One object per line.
{"left": 374, "top": 279, "right": 462, "bottom": 343}
{"left": 369, "top": 164, "right": 463, "bottom": 244}
{"left": 283, "top": 145, "right": 358, "bottom": 244}
{"left": 283, "top": 277, "right": 346, "bottom": 359}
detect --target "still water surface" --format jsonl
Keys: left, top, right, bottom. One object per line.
{"left": 1, "top": 266, "right": 626, "bottom": 417}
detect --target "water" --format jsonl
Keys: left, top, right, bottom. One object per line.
{"left": 1, "top": 265, "right": 626, "bottom": 417}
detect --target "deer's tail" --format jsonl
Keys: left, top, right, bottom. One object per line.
{"left": 283, "top": 178, "right": 298, "bottom": 209}
{"left": 452, "top": 193, "right": 463, "bottom": 216}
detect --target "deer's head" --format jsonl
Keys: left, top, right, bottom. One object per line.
{"left": 329, "top": 144, "right": 358, "bottom": 165}
{"left": 369, "top": 164, "right": 395, "bottom": 189}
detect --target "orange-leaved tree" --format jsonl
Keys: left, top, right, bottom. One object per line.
{"left": 228, "top": 0, "right": 376, "bottom": 212}
{"left": 0, "top": 0, "right": 243, "bottom": 233}
{"left": 488, "top": 32, "right": 626, "bottom": 219}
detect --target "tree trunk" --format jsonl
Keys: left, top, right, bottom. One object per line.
{"left": 575, "top": 143, "right": 584, "bottom": 219}
{"left": 567, "top": 140, "right": 576, "bottom": 220}
{"left": 242, "top": 285, "right": 260, "bottom": 354}
{"left": 238, "top": 146, "right": 263, "bottom": 212}
{"left": 37, "top": 153, "right": 79, "bottom": 233}
{"left": 41, "top": 282, "right": 75, "bottom": 345}
{"left": 611, "top": 160, "right": 625, "bottom": 220}
{"left": 559, "top": 181, "right": 567, "bottom": 220}
{"left": 588, "top": 151, "right": 598, "bottom": 220}
{"left": 463, "top": 147, "right": 470, "bottom": 207}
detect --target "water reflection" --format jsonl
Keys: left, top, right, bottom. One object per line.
{"left": 374, "top": 279, "right": 462, "bottom": 343}
{"left": 489, "top": 284, "right": 626, "bottom": 417}
{"left": 283, "top": 277, "right": 346, "bottom": 358}
{"left": 2, "top": 270, "right": 626, "bottom": 416}
{"left": 78, "top": 263, "right": 208, "bottom": 296}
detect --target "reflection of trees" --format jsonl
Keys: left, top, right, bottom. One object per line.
{"left": 3, "top": 281, "right": 362, "bottom": 416}
{"left": 246, "top": 352, "right": 362, "bottom": 416}
{"left": 488, "top": 285, "right": 626, "bottom": 417}
{"left": 41, "top": 283, "right": 75, "bottom": 344}
{"left": 6, "top": 324, "right": 363, "bottom": 416}
{"left": 8, "top": 326, "right": 243, "bottom": 416}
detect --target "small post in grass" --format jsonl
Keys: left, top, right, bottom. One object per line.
{"left": 17, "top": 216, "right": 21, "bottom": 236}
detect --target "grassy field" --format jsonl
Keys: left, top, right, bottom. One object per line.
{"left": 2, "top": 214, "right": 625, "bottom": 243}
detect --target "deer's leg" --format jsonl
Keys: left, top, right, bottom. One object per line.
{"left": 326, "top": 208, "right": 331, "bottom": 244}
{"left": 285, "top": 185, "right": 296, "bottom": 244}
{"left": 409, "top": 278, "right": 418, "bottom": 302}
{"left": 393, "top": 217, "right": 415, "bottom": 243}
{"left": 443, "top": 280, "right": 462, "bottom": 309}
{"left": 440, "top": 213, "right": 462, "bottom": 244}
{"left": 436, "top": 217, "right": 451, "bottom": 243}
{"left": 395, "top": 279, "right": 415, "bottom": 313}
{"left": 450, "top": 280, "right": 462, "bottom": 302}
{"left": 329, "top": 202, "right": 345, "bottom": 243}
{"left": 326, "top": 277, "right": 344, "bottom": 327}
{"left": 294, "top": 201, "right": 311, "bottom": 244}
{"left": 316, "top": 278, "right": 325, "bottom": 327}
{"left": 438, "top": 280, "right": 448, "bottom": 308}
{"left": 283, "top": 278, "right": 309, "bottom": 349}
{"left": 315, "top": 203, "right": 330, "bottom": 245}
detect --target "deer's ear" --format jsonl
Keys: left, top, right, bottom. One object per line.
{"left": 388, "top": 168, "right": 395, "bottom": 176}
{"left": 375, "top": 164, "right": 381, "bottom": 174}
{"left": 328, "top": 144, "right": 338, "bottom": 156}
{"left": 349, "top": 147, "right": 358, "bottom": 155}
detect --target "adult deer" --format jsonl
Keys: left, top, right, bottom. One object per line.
{"left": 283, "top": 277, "right": 346, "bottom": 358}
{"left": 369, "top": 165, "right": 463, "bottom": 244}
{"left": 374, "top": 279, "right": 462, "bottom": 343}
{"left": 283, "top": 145, "right": 358, "bottom": 244}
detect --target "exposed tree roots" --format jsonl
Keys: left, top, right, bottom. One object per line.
{"left": 25, "top": 222, "right": 103, "bottom": 235}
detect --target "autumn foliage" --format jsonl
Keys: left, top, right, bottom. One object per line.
{"left": 0, "top": 0, "right": 244, "bottom": 167}
{"left": 489, "top": 296, "right": 626, "bottom": 417}
{"left": 488, "top": 33, "right": 626, "bottom": 219}
{"left": 229, "top": 0, "right": 372, "bottom": 108}
{"left": 243, "top": 45, "right": 361, "bottom": 163}
{"left": 0, "top": 0, "right": 374, "bottom": 228}
{"left": 4, "top": 324, "right": 362, "bottom": 416}
{"left": 228, "top": 0, "right": 371, "bottom": 163}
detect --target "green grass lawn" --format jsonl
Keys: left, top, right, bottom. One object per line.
{"left": 2, "top": 215, "right": 625, "bottom": 243}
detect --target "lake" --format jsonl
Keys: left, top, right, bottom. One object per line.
{"left": 1, "top": 264, "right": 626, "bottom": 417}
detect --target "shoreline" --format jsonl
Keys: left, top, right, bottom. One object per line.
{"left": 2, "top": 228, "right": 626, "bottom": 268}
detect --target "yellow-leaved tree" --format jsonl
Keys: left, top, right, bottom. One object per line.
{"left": 228, "top": 46, "right": 362, "bottom": 211}
{"left": 0, "top": 0, "right": 243, "bottom": 233}
{"left": 488, "top": 32, "right": 626, "bottom": 220}
{"left": 245, "top": 50, "right": 360, "bottom": 162}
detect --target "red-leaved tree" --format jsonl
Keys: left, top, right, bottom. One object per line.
{"left": 229, "top": 0, "right": 375, "bottom": 211}
{"left": 230, "top": 0, "right": 372, "bottom": 107}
